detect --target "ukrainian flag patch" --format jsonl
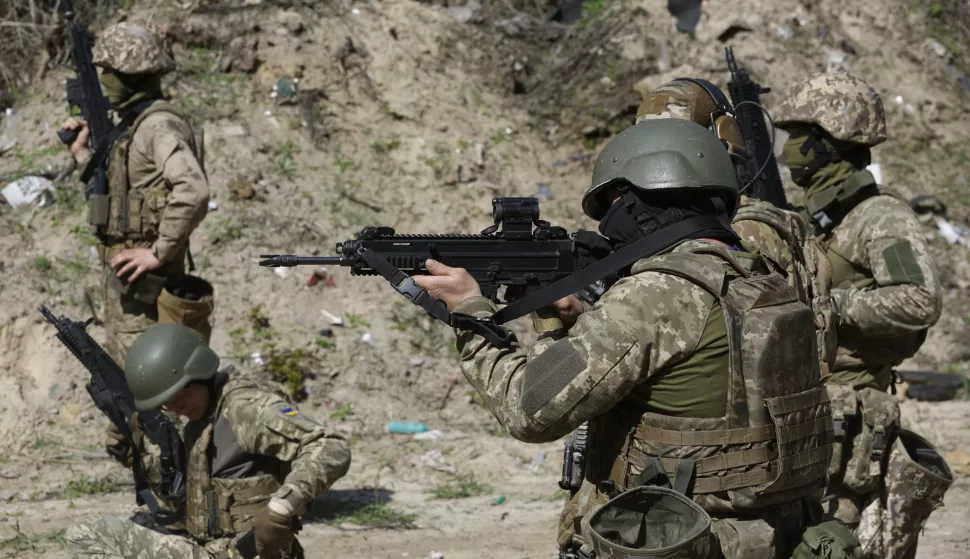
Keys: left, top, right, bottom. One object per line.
{"left": 281, "top": 407, "right": 299, "bottom": 416}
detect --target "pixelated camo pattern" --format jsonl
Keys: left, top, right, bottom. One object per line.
{"left": 774, "top": 72, "right": 886, "bottom": 146}
{"left": 93, "top": 22, "right": 175, "bottom": 75}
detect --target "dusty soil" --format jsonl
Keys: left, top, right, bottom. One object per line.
{"left": 1, "top": 0, "right": 969, "bottom": 558}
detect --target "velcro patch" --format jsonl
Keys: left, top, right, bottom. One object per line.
{"left": 281, "top": 407, "right": 299, "bottom": 417}
{"left": 882, "top": 240, "right": 924, "bottom": 286}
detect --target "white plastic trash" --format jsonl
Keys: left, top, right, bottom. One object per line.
{"left": 866, "top": 163, "right": 883, "bottom": 185}
{"left": 1, "top": 176, "right": 56, "bottom": 208}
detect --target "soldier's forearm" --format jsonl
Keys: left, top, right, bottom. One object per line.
{"left": 277, "top": 436, "right": 351, "bottom": 513}
{"left": 835, "top": 283, "right": 942, "bottom": 336}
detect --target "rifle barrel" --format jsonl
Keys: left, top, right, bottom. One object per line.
{"left": 258, "top": 255, "right": 346, "bottom": 267}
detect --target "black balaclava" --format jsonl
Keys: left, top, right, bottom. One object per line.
{"left": 597, "top": 186, "right": 740, "bottom": 252}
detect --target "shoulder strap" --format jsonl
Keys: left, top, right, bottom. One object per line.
{"left": 804, "top": 170, "right": 879, "bottom": 232}
{"left": 634, "top": 252, "right": 731, "bottom": 297}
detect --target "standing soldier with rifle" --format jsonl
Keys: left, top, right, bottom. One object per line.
{"left": 774, "top": 72, "right": 951, "bottom": 559}
{"left": 58, "top": 5, "right": 213, "bottom": 365}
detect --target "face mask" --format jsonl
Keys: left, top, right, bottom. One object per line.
{"left": 783, "top": 135, "right": 860, "bottom": 196}
{"left": 597, "top": 192, "right": 645, "bottom": 248}
{"left": 99, "top": 71, "right": 162, "bottom": 113}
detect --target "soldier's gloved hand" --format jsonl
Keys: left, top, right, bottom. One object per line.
{"left": 254, "top": 498, "right": 299, "bottom": 559}
{"left": 104, "top": 413, "right": 141, "bottom": 467}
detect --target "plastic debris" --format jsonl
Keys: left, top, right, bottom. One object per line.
{"left": 207, "top": 201, "right": 219, "bottom": 211}
{"left": 413, "top": 429, "right": 446, "bottom": 441}
{"left": 493, "top": 496, "right": 507, "bottom": 506}
{"left": 551, "top": 160, "right": 566, "bottom": 167}
{"left": 429, "top": 552, "right": 445, "bottom": 559}
{"left": 420, "top": 450, "right": 456, "bottom": 474}
{"left": 273, "top": 267, "right": 289, "bottom": 279}
{"left": 1, "top": 176, "right": 56, "bottom": 209}
{"left": 936, "top": 218, "right": 970, "bottom": 249}
{"left": 537, "top": 183, "right": 552, "bottom": 200}
{"left": 775, "top": 26, "right": 795, "bottom": 40}
{"left": 351, "top": 8, "right": 361, "bottom": 15}
{"left": 251, "top": 352, "right": 264, "bottom": 366}
{"left": 894, "top": 95, "right": 904, "bottom": 105}
{"left": 321, "top": 309, "right": 345, "bottom": 326}
{"left": 306, "top": 268, "right": 328, "bottom": 287}
{"left": 839, "top": 40, "right": 857, "bottom": 55}
{"left": 410, "top": 357, "right": 426, "bottom": 367}
{"left": 361, "top": 332, "right": 376, "bottom": 347}
{"left": 276, "top": 78, "right": 297, "bottom": 99}
{"left": 668, "top": 0, "right": 703, "bottom": 32}
{"left": 569, "top": 152, "right": 589, "bottom": 161}
{"left": 447, "top": 0, "right": 479, "bottom": 24}
{"left": 319, "top": 328, "right": 334, "bottom": 337}
{"left": 389, "top": 421, "right": 428, "bottom": 434}
{"left": 866, "top": 163, "right": 882, "bottom": 185}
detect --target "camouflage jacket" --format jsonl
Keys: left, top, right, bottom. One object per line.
{"left": 100, "top": 101, "right": 209, "bottom": 264}
{"left": 453, "top": 239, "right": 745, "bottom": 443}
{"left": 142, "top": 368, "right": 350, "bottom": 542}
{"left": 819, "top": 193, "right": 942, "bottom": 389}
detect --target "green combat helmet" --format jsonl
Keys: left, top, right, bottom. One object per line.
{"left": 124, "top": 323, "right": 220, "bottom": 410}
{"left": 583, "top": 118, "right": 741, "bottom": 220}
{"left": 774, "top": 72, "right": 887, "bottom": 146}
{"left": 93, "top": 22, "right": 175, "bottom": 75}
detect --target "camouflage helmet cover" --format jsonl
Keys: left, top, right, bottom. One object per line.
{"left": 93, "top": 22, "right": 175, "bottom": 75}
{"left": 636, "top": 79, "right": 749, "bottom": 164}
{"left": 583, "top": 118, "right": 741, "bottom": 220}
{"left": 124, "top": 323, "right": 220, "bottom": 411}
{"left": 774, "top": 72, "right": 887, "bottom": 146}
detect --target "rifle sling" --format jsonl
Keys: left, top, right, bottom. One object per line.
{"left": 359, "top": 214, "right": 721, "bottom": 348}
{"left": 80, "top": 124, "right": 126, "bottom": 184}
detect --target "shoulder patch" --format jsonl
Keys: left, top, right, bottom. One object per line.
{"left": 281, "top": 407, "right": 299, "bottom": 417}
{"left": 882, "top": 240, "right": 925, "bottom": 286}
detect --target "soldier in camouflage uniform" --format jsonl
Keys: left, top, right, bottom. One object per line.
{"left": 774, "top": 72, "right": 952, "bottom": 559}
{"left": 413, "top": 118, "right": 860, "bottom": 559}
{"left": 636, "top": 79, "right": 839, "bottom": 374}
{"left": 60, "top": 22, "right": 213, "bottom": 365}
{"left": 66, "top": 324, "right": 352, "bottom": 559}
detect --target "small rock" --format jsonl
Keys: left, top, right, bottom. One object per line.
{"left": 229, "top": 176, "right": 256, "bottom": 200}
{"left": 223, "top": 124, "right": 248, "bottom": 138}
{"left": 447, "top": 0, "right": 480, "bottom": 23}
{"left": 361, "top": 332, "right": 376, "bottom": 347}
{"left": 409, "top": 357, "right": 426, "bottom": 366}
{"left": 236, "top": 50, "right": 259, "bottom": 73}
{"left": 775, "top": 26, "right": 795, "bottom": 40}
{"left": 207, "top": 201, "right": 219, "bottom": 211}
{"left": 429, "top": 552, "right": 445, "bottom": 559}
{"left": 925, "top": 38, "right": 950, "bottom": 60}
{"left": 0, "top": 490, "right": 14, "bottom": 501}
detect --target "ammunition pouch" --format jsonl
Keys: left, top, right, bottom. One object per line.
{"left": 837, "top": 388, "right": 899, "bottom": 494}
{"left": 157, "top": 274, "right": 215, "bottom": 343}
{"left": 580, "top": 486, "right": 715, "bottom": 559}
{"left": 791, "top": 519, "right": 863, "bottom": 559}
{"left": 856, "top": 429, "right": 953, "bottom": 559}
{"left": 199, "top": 474, "right": 279, "bottom": 540}
{"left": 88, "top": 192, "right": 110, "bottom": 228}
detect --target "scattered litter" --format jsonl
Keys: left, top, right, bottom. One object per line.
{"left": 504, "top": 126, "right": 513, "bottom": 135}
{"left": 909, "top": 195, "right": 947, "bottom": 217}
{"left": 492, "top": 495, "right": 506, "bottom": 506}
{"left": 321, "top": 308, "right": 345, "bottom": 326}
{"left": 389, "top": 421, "right": 428, "bottom": 434}
{"left": 0, "top": 109, "right": 22, "bottom": 154}
{"left": 351, "top": 8, "right": 361, "bottom": 15}
{"left": 668, "top": 0, "right": 703, "bottom": 33}
{"left": 534, "top": 452, "right": 546, "bottom": 465}
{"left": 273, "top": 267, "right": 289, "bottom": 279}
{"left": 866, "top": 163, "right": 882, "bottom": 185}
{"left": 537, "top": 183, "right": 552, "bottom": 200}
{"left": 410, "top": 357, "right": 426, "bottom": 367}
{"left": 825, "top": 48, "right": 848, "bottom": 72}
{"left": 429, "top": 552, "right": 445, "bottom": 559}
{"left": 251, "top": 352, "right": 264, "bottom": 366}
{"left": 447, "top": 0, "right": 479, "bottom": 23}
{"left": 775, "top": 26, "right": 795, "bottom": 40}
{"left": 306, "top": 268, "right": 328, "bottom": 287}
{"left": 529, "top": 451, "right": 546, "bottom": 474}
{"left": 361, "top": 332, "right": 376, "bottom": 347}
{"left": 1, "top": 176, "right": 56, "bottom": 209}
{"left": 926, "top": 38, "right": 950, "bottom": 59}
{"left": 420, "top": 450, "right": 456, "bottom": 474}
{"left": 319, "top": 328, "right": 334, "bottom": 337}
{"left": 819, "top": 27, "right": 829, "bottom": 40}
{"left": 276, "top": 78, "right": 297, "bottom": 100}
{"left": 936, "top": 218, "right": 970, "bottom": 249}
{"left": 207, "top": 201, "right": 219, "bottom": 211}
{"left": 894, "top": 95, "right": 904, "bottom": 105}
{"left": 840, "top": 40, "right": 857, "bottom": 55}
{"left": 264, "top": 110, "right": 273, "bottom": 117}
{"left": 552, "top": 160, "right": 566, "bottom": 167}
{"left": 569, "top": 152, "right": 589, "bottom": 161}
{"left": 413, "top": 429, "right": 446, "bottom": 441}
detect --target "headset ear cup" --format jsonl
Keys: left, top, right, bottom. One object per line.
{"left": 713, "top": 114, "right": 749, "bottom": 163}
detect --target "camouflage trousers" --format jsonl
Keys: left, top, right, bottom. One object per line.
{"left": 824, "top": 386, "right": 953, "bottom": 559}
{"left": 66, "top": 514, "right": 224, "bottom": 559}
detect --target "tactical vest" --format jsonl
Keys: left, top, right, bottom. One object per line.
{"left": 184, "top": 376, "right": 287, "bottom": 542}
{"left": 95, "top": 101, "right": 204, "bottom": 243}
{"left": 733, "top": 200, "right": 838, "bottom": 375}
{"left": 604, "top": 247, "right": 833, "bottom": 515}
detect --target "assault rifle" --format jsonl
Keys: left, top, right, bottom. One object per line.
{"left": 261, "top": 198, "right": 616, "bottom": 346}
{"left": 725, "top": 47, "right": 788, "bottom": 209}
{"left": 57, "top": 0, "right": 122, "bottom": 220}
{"left": 39, "top": 306, "right": 186, "bottom": 527}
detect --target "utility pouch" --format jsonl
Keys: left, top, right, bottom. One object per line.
{"left": 791, "top": 519, "right": 863, "bottom": 559}
{"left": 107, "top": 269, "right": 168, "bottom": 305}
{"left": 842, "top": 388, "right": 899, "bottom": 494}
{"left": 157, "top": 275, "right": 215, "bottom": 343}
